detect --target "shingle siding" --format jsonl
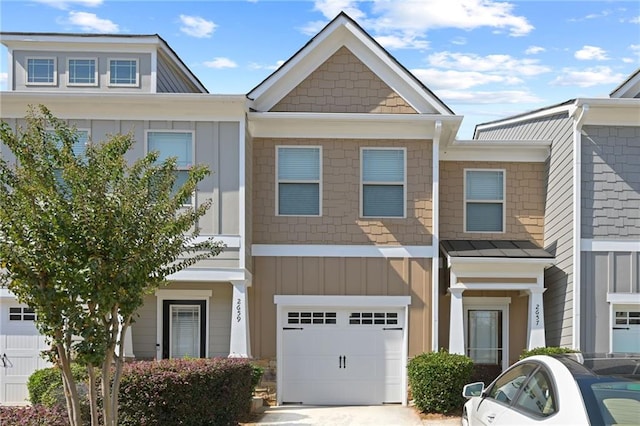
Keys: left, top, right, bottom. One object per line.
{"left": 581, "top": 125, "right": 640, "bottom": 239}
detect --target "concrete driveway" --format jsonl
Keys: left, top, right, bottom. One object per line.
{"left": 243, "top": 405, "right": 461, "bottom": 425}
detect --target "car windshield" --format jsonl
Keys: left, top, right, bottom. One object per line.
{"left": 576, "top": 378, "right": 640, "bottom": 426}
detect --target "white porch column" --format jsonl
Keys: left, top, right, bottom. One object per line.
{"left": 116, "top": 314, "right": 135, "bottom": 359}
{"left": 527, "top": 287, "right": 547, "bottom": 349}
{"left": 229, "top": 280, "right": 252, "bottom": 358}
{"left": 448, "top": 285, "right": 465, "bottom": 355}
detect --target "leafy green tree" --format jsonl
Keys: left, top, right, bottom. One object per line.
{"left": 0, "top": 106, "right": 224, "bottom": 426}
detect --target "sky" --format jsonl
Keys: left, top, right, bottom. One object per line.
{"left": 0, "top": 0, "right": 638, "bottom": 138}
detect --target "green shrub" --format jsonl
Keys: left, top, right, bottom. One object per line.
{"left": 118, "top": 358, "right": 254, "bottom": 426}
{"left": 408, "top": 350, "right": 473, "bottom": 414}
{"left": 520, "top": 346, "right": 579, "bottom": 360}
{"left": 251, "top": 364, "right": 264, "bottom": 391}
{"left": 27, "top": 364, "right": 87, "bottom": 406}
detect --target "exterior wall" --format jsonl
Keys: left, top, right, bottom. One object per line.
{"left": 439, "top": 161, "right": 546, "bottom": 245}
{"left": 156, "top": 51, "right": 201, "bottom": 93}
{"left": 253, "top": 138, "right": 433, "bottom": 245}
{"left": 581, "top": 125, "right": 640, "bottom": 239}
{"left": 476, "top": 113, "right": 575, "bottom": 348}
{"left": 245, "top": 128, "right": 254, "bottom": 273}
{"left": 11, "top": 50, "right": 153, "bottom": 92}
{"left": 581, "top": 251, "right": 640, "bottom": 353}
{"left": 249, "top": 256, "right": 432, "bottom": 359}
{"left": 131, "top": 282, "right": 233, "bottom": 359}
{"left": 270, "top": 47, "right": 416, "bottom": 114}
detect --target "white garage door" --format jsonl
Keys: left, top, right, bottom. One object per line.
{"left": 612, "top": 308, "right": 640, "bottom": 353}
{"left": 0, "top": 300, "right": 51, "bottom": 405}
{"left": 280, "top": 307, "right": 405, "bottom": 405}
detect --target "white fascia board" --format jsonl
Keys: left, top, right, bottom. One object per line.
{"left": 0, "top": 92, "right": 247, "bottom": 121}
{"left": 449, "top": 258, "right": 553, "bottom": 277}
{"left": 441, "top": 141, "right": 550, "bottom": 162}
{"left": 252, "top": 244, "right": 434, "bottom": 258}
{"left": 0, "top": 288, "right": 17, "bottom": 299}
{"left": 248, "top": 112, "right": 462, "bottom": 139}
{"left": 581, "top": 239, "right": 640, "bottom": 252}
{"left": 606, "top": 293, "right": 640, "bottom": 304}
{"left": 475, "top": 104, "right": 572, "bottom": 134}
{"left": 569, "top": 99, "right": 640, "bottom": 126}
{"left": 452, "top": 282, "right": 539, "bottom": 291}
{"left": 189, "top": 235, "right": 241, "bottom": 249}
{"left": 274, "top": 295, "right": 412, "bottom": 307}
{"left": 1, "top": 33, "right": 159, "bottom": 47}
{"left": 166, "top": 267, "right": 248, "bottom": 282}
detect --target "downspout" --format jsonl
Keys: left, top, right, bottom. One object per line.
{"left": 432, "top": 120, "right": 442, "bottom": 351}
{"left": 572, "top": 104, "right": 589, "bottom": 350}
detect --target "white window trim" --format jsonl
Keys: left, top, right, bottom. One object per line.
{"left": 67, "top": 57, "right": 98, "bottom": 87}
{"left": 144, "top": 129, "right": 196, "bottom": 207}
{"left": 463, "top": 168, "right": 506, "bottom": 233}
{"left": 275, "top": 145, "right": 322, "bottom": 217}
{"left": 25, "top": 56, "right": 57, "bottom": 86}
{"left": 360, "top": 147, "right": 407, "bottom": 219}
{"left": 107, "top": 58, "right": 139, "bottom": 87}
{"left": 155, "top": 289, "right": 212, "bottom": 360}
{"left": 463, "top": 297, "right": 511, "bottom": 371}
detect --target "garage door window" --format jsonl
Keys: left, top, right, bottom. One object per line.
{"left": 9, "top": 307, "right": 36, "bottom": 321}
{"left": 349, "top": 312, "right": 398, "bottom": 325}
{"left": 288, "top": 312, "right": 336, "bottom": 324}
{"left": 615, "top": 311, "right": 640, "bottom": 325}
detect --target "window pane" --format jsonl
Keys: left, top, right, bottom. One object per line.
{"left": 27, "top": 58, "right": 54, "bottom": 83}
{"left": 148, "top": 132, "right": 192, "bottom": 168}
{"left": 279, "top": 183, "right": 319, "bottom": 215}
{"left": 48, "top": 130, "right": 89, "bottom": 158}
{"left": 515, "top": 370, "right": 556, "bottom": 416}
{"left": 467, "top": 170, "right": 503, "bottom": 200}
{"left": 363, "top": 185, "right": 403, "bottom": 217}
{"left": 110, "top": 60, "right": 137, "bottom": 85}
{"left": 69, "top": 59, "right": 96, "bottom": 84}
{"left": 467, "top": 203, "right": 503, "bottom": 232}
{"left": 363, "top": 149, "right": 404, "bottom": 182}
{"left": 488, "top": 363, "right": 536, "bottom": 403}
{"left": 468, "top": 310, "right": 501, "bottom": 364}
{"left": 170, "top": 306, "right": 200, "bottom": 359}
{"left": 278, "top": 147, "right": 320, "bottom": 180}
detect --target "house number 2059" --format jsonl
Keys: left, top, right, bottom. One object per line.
{"left": 535, "top": 304, "right": 540, "bottom": 326}
{"left": 236, "top": 299, "right": 242, "bottom": 323}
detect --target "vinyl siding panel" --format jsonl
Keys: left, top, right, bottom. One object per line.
{"left": 156, "top": 51, "right": 202, "bottom": 93}
{"left": 581, "top": 125, "right": 640, "bottom": 239}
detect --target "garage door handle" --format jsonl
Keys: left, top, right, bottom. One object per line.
{"left": 283, "top": 327, "right": 304, "bottom": 330}
{"left": 1, "top": 353, "right": 6, "bottom": 367}
{"left": 613, "top": 327, "right": 630, "bottom": 330}
{"left": 384, "top": 327, "right": 402, "bottom": 331}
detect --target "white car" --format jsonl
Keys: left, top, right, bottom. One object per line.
{"left": 462, "top": 354, "right": 640, "bottom": 425}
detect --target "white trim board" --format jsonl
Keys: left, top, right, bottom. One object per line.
{"left": 274, "top": 295, "right": 412, "bottom": 307}
{"left": 606, "top": 293, "right": 640, "bottom": 304}
{"left": 166, "top": 268, "right": 249, "bottom": 282}
{"left": 581, "top": 239, "right": 640, "bottom": 252}
{"left": 252, "top": 244, "right": 434, "bottom": 258}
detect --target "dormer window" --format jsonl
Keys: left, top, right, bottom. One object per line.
{"left": 26, "top": 57, "right": 56, "bottom": 85}
{"left": 68, "top": 58, "right": 97, "bottom": 86}
{"left": 109, "top": 58, "right": 138, "bottom": 86}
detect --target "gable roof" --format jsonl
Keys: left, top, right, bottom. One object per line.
{"left": 247, "top": 12, "right": 453, "bottom": 115}
{"left": 610, "top": 67, "right": 640, "bottom": 98}
{"left": 0, "top": 32, "right": 208, "bottom": 93}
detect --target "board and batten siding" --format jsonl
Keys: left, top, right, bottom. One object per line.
{"left": 581, "top": 251, "right": 640, "bottom": 353}
{"left": 11, "top": 50, "right": 153, "bottom": 92}
{"left": 131, "top": 282, "right": 233, "bottom": 359}
{"left": 581, "top": 125, "right": 640, "bottom": 239}
{"left": 476, "top": 113, "right": 575, "bottom": 347}
{"left": 249, "top": 257, "right": 432, "bottom": 359}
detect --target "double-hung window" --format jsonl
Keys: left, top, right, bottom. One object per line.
{"left": 361, "top": 148, "right": 405, "bottom": 218}
{"left": 47, "top": 129, "right": 89, "bottom": 158}
{"left": 68, "top": 58, "right": 97, "bottom": 86}
{"left": 465, "top": 169, "right": 505, "bottom": 232}
{"left": 109, "top": 58, "right": 138, "bottom": 86}
{"left": 147, "top": 131, "right": 194, "bottom": 205}
{"left": 26, "top": 57, "right": 56, "bottom": 85}
{"left": 276, "top": 146, "right": 321, "bottom": 216}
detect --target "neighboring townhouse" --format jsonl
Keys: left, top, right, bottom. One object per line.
{"left": 474, "top": 69, "right": 640, "bottom": 356}
{"left": 0, "top": 33, "right": 250, "bottom": 405}
{"left": 2, "top": 13, "right": 636, "bottom": 408}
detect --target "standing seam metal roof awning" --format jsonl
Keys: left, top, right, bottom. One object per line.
{"left": 440, "top": 240, "right": 554, "bottom": 259}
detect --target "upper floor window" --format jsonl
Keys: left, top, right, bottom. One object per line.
{"left": 465, "top": 169, "right": 505, "bottom": 232}
{"left": 68, "top": 58, "right": 97, "bottom": 86}
{"left": 26, "top": 57, "right": 56, "bottom": 85}
{"left": 276, "top": 146, "right": 321, "bottom": 216}
{"left": 361, "top": 148, "right": 405, "bottom": 218}
{"left": 109, "top": 59, "right": 138, "bottom": 86}
{"left": 147, "top": 131, "right": 194, "bottom": 205}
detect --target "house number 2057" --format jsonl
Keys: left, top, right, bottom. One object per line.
{"left": 535, "top": 304, "right": 540, "bottom": 326}
{"left": 236, "top": 299, "right": 242, "bottom": 323}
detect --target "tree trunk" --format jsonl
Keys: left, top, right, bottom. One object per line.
{"left": 87, "top": 363, "right": 100, "bottom": 426}
{"left": 57, "top": 343, "right": 83, "bottom": 426}
{"left": 110, "top": 318, "right": 130, "bottom": 425}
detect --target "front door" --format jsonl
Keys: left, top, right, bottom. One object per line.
{"left": 162, "top": 300, "right": 206, "bottom": 359}
{"left": 467, "top": 310, "right": 503, "bottom": 367}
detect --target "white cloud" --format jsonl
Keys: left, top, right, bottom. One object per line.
{"left": 33, "top": 0, "right": 102, "bottom": 10}
{"left": 438, "top": 89, "right": 543, "bottom": 104}
{"left": 374, "top": 34, "right": 429, "bottom": 50}
{"left": 313, "top": 0, "right": 365, "bottom": 21}
{"left": 525, "top": 46, "right": 545, "bottom": 55}
{"left": 575, "top": 45, "right": 609, "bottom": 61}
{"left": 179, "top": 15, "right": 216, "bottom": 38}
{"left": 629, "top": 16, "right": 640, "bottom": 24}
{"left": 249, "top": 60, "right": 285, "bottom": 71}
{"left": 427, "top": 51, "right": 551, "bottom": 76}
{"left": 412, "top": 68, "right": 522, "bottom": 90}
{"left": 451, "top": 37, "right": 467, "bottom": 46}
{"left": 0, "top": 72, "right": 7, "bottom": 90}
{"left": 551, "top": 67, "right": 625, "bottom": 88}
{"left": 203, "top": 57, "right": 237, "bottom": 69}
{"left": 66, "top": 11, "right": 118, "bottom": 32}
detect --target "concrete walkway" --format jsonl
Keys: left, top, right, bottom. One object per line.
{"left": 243, "top": 405, "right": 461, "bottom": 425}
